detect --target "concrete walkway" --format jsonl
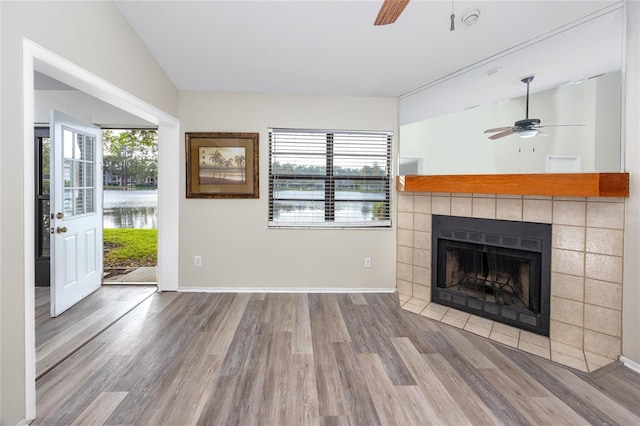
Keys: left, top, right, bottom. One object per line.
{"left": 104, "top": 266, "right": 157, "bottom": 284}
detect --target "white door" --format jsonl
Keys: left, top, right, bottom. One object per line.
{"left": 50, "top": 111, "right": 103, "bottom": 317}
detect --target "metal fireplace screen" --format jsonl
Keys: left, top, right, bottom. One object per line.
{"left": 432, "top": 215, "right": 551, "bottom": 336}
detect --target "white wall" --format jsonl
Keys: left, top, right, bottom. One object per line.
{"left": 34, "top": 90, "right": 155, "bottom": 128}
{"left": 0, "top": 2, "right": 177, "bottom": 424}
{"left": 178, "top": 92, "right": 398, "bottom": 291}
{"left": 595, "top": 71, "right": 623, "bottom": 171}
{"left": 399, "top": 73, "right": 621, "bottom": 175}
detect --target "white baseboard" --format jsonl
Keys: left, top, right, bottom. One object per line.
{"left": 178, "top": 287, "right": 396, "bottom": 294}
{"left": 619, "top": 356, "right": 640, "bottom": 374}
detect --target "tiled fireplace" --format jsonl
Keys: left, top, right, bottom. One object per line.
{"left": 396, "top": 192, "right": 625, "bottom": 373}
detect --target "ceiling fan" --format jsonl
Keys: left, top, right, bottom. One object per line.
{"left": 374, "top": 0, "right": 410, "bottom": 26}
{"left": 484, "top": 76, "right": 584, "bottom": 140}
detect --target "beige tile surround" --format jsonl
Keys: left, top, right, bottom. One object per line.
{"left": 397, "top": 192, "right": 625, "bottom": 373}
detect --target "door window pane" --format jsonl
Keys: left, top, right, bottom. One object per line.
{"left": 41, "top": 137, "right": 50, "bottom": 195}
{"left": 64, "top": 189, "right": 74, "bottom": 215}
{"left": 85, "top": 162, "right": 94, "bottom": 187}
{"left": 63, "top": 129, "right": 74, "bottom": 159}
{"left": 40, "top": 199, "right": 50, "bottom": 257}
{"left": 74, "top": 161, "right": 82, "bottom": 187}
{"left": 61, "top": 127, "right": 97, "bottom": 217}
{"left": 84, "top": 136, "right": 95, "bottom": 161}
{"left": 64, "top": 159, "right": 73, "bottom": 188}
{"left": 76, "top": 188, "right": 85, "bottom": 215}
{"left": 85, "top": 188, "right": 94, "bottom": 214}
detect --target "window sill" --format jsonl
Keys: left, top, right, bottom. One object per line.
{"left": 268, "top": 221, "right": 391, "bottom": 229}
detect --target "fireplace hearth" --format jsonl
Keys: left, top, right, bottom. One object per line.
{"left": 432, "top": 215, "right": 551, "bottom": 336}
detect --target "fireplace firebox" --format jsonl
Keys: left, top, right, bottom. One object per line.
{"left": 432, "top": 215, "right": 551, "bottom": 336}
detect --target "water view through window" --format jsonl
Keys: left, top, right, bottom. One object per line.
{"left": 271, "top": 190, "right": 387, "bottom": 223}
{"left": 103, "top": 189, "right": 157, "bottom": 229}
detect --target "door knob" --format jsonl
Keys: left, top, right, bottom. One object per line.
{"left": 56, "top": 212, "right": 64, "bottom": 219}
{"left": 56, "top": 226, "right": 67, "bottom": 234}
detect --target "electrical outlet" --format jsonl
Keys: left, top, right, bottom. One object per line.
{"left": 364, "top": 257, "right": 371, "bottom": 268}
{"left": 194, "top": 255, "right": 202, "bottom": 267}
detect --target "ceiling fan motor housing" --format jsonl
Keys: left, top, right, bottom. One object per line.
{"left": 515, "top": 118, "right": 540, "bottom": 129}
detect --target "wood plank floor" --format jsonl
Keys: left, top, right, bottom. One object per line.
{"left": 35, "top": 285, "right": 157, "bottom": 378}
{"left": 34, "top": 292, "right": 640, "bottom": 425}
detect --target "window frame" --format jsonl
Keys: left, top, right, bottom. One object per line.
{"left": 268, "top": 128, "right": 392, "bottom": 229}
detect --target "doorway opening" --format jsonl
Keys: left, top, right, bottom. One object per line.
{"left": 102, "top": 129, "right": 158, "bottom": 285}
{"left": 34, "top": 127, "right": 160, "bottom": 287}
{"left": 33, "top": 119, "right": 158, "bottom": 379}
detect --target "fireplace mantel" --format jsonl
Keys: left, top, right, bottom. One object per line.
{"left": 397, "top": 173, "right": 629, "bottom": 198}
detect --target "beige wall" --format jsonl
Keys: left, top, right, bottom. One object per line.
{"left": 0, "top": 1, "right": 3, "bottom": 417}
{"left": 0, "top": 1, "right": 177, "bottom": 423}
{"left": 178, "top": 92, "right": 398, "bottom": 290}
{"left": 623, "top": 0, "right": 640, "bottom": 366}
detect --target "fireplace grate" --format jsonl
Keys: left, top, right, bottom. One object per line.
{"left": 432, "top": 215, "right": 551, "bottom": 336}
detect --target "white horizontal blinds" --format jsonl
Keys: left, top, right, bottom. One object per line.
{"left": 332, "top": 132, "right": 390, "bottom": 225}
{"left": 269, "top": 128, "right": 392, "bottom": 227}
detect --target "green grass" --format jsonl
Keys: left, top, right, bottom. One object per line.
{"left": 103, "top": 228, "right": 157, "bottom": 268}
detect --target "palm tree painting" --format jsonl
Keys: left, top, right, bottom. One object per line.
{"left": 234, "top": 155, "right": 246, "bottom": 181}
{"left": 199, "top": 147, "right": 246, "bottom": 184}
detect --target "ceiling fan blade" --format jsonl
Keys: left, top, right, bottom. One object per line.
{"left": 484, "top": 126, "right": 513, "bottom": 134}
{"left": 537, "top": 124, "right": 586, "bottom": 128}
{"left": 488, "top": 129, "right": 515, "bottom": 140}
{"left": 374, "top": 0, "right": 410, "bottom": 25}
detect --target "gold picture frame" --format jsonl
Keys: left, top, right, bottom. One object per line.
{"left": 186, "top": 132, "right": 259, "bottom": 198}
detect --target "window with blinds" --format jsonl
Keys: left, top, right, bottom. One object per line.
{"left": 269, "top": 128, "right": 392, "bottom": 228}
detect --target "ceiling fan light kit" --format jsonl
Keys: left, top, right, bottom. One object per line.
{"left": 518, "top": 129, "right": 538, "bottom": 139}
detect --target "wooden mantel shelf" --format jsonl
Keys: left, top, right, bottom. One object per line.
{"left": 397, "top": 173, "right": 629, "bottom": 198}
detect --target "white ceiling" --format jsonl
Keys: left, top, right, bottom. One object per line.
{"left": 115, "top": 0, "right": 624, "bottom": 104}
{"left": 36, "top": 1, "right": 624, "bottom": 127}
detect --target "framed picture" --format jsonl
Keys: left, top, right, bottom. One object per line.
{"left": 186, "top": 132, "right": 259, "bottom": 198}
